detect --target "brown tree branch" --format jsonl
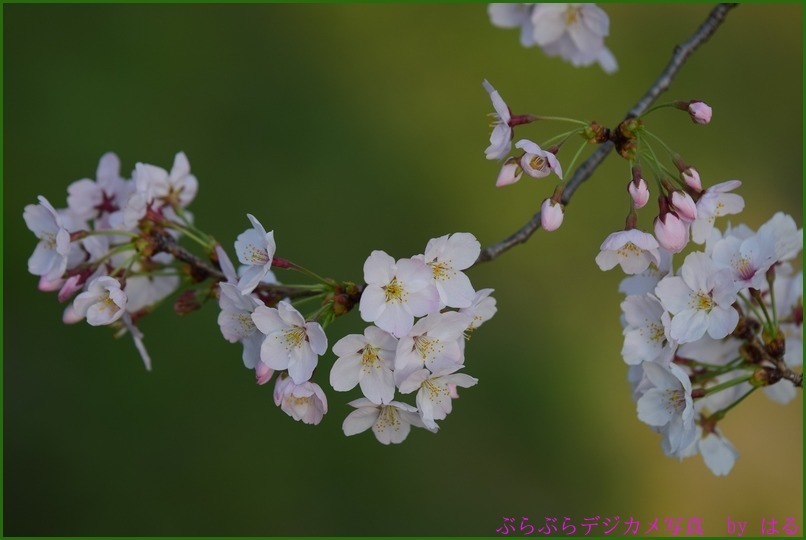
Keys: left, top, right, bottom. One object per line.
{"left": 475, "top": 3, "right": 738, "bottom": 265}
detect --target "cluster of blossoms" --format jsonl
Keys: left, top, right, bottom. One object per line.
{"left": 601, "top": 204, "right": 802, "bottom": 475}
{"left": 25, "top": 153, "right": 497, "bottom": 445}
{"left": 480, "top": 76, "right": 802, "bottom": 473}
{"left": 488, "top": 3, "right": 618, "bottom": 73}
{"left": 215, "top": 228, "right": 498, "bottom": 442}
{"left": 23, "top": 152, "right": 199, "bottom": 369}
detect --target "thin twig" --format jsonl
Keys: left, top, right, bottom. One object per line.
{"left": 475, "top": 3, "right": 738, "bottom": 265}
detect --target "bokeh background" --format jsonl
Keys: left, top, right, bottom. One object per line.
{"left": 4, "top": 4, "right": 802, "bottom": 536}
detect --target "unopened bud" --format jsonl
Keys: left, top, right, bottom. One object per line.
{"left": 653, "top": 211, "right": 688, "bottom": 253}
{"left": 256, "top": 362, "right": 274, "bottom": 385}
{"left": 670, "top": 190, "right": 698, "bottom": 222}
{"left": 688, "top": 101, "right": 712, "bottom": 124}
{"left": 540, "top": 198, "right": 564, "bottom": 231}
{"left": 496, "top": 158, "right": 523, "bottom": 187}
{"left": 628, "top": 175, "right": 650, "bottom": 209}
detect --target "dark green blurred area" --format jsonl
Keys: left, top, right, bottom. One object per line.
{"left": 3, "top": 4, "right": 802, "bottom": 536}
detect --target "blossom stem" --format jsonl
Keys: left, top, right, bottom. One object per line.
{"left": 533, "top": 115, "right": 589, "bottom": 126}
{"left": 173, "top": 206, "right": 211, "bottom": 241}
{"left": 640, "top": 128, "right": 677, "bottom": 159}
{"left": 704, "top": 386, "right": 757, "bottom": 423}
{"left": 561, "top": 140, "right": 590, "bottom": 180}
{"left": 737, "top": 292, "right": 769, "bottom": 331}
{"left": 163, "top": 221, "right": 210, "bottom": 248}
{"left": 541, "top": 128, "right": 584, "bottom": 149}
{"left": 699, "top": 374, "right": 753, "bottom": 398}
{"left": 94, "top": 242, "right": 137, "bottom": 267}
{"left": 750, "top": 289, "right": 774, "bottom": 332}
{"left": 288, "top": 264, "right": 334, "bottom": 287}
{"left": 765, "top": 275, "right": 779, "bottom": 328}
{"left": 639, "top": 102, "right": 678, "bottom": 118}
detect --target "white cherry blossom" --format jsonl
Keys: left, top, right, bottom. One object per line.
{"left": 459, "top": 288, "right": 498, "bottom": 333}
{"left": 398, "top": 367, "right": 479, "bottom": 430}
{"left": 620, "top": 294, "right": 672, "bottom": 365}
{"left": 342, "top": 398, "right": 433, "bottom": 444}
{"left": 635, "top": 361, "right": 696, "bottom": 455}
{"left": 418, "top": 232, "right": 480, "bottom": 309}
{"left": 488, "top": 4, "right": 536, "bottom": 47}
{"left": 252, "top": 300, "right": 327, "bottom": 384}
{"left": 359, "top": 251, "right": 440, "bottom": 338}
{"left": 273, "top": 376, "right": 327, "bottom": 425}
{"left": 23, "top": 196, "right": 72, "bottom": 281}
{"left": 66, "top": 152, "right": 130, "bottom": 222}
{"left": 73, "top": 276, "right": 127, "bottom": 326}
{"left": 394, "top": 311, "right": 470, "bottom": 385}
{"left": 655, "top": 252, "right": 739, "bottom": 343}
{"left": 483, "top": 79, "right": 513, "bottom": 160}
{"left": 596, "top": 229, "right": 661, "bottom": 275}
{"left": 235, "top": 214, "right": 276, "bottom": 294}
{"left": 691, "top": 180, "right": 744, "bottom": 244}
{"left": 515, "top": 139, "right": 563, "bottom": 179}
{"left": 217, "top": 282, "right": 265, "bottom": 369}
{"left": 531, "top": 3, "right": 618, "bottom": 73}
{"left": 330, "top": 326, "right": 398, "bottom": 405}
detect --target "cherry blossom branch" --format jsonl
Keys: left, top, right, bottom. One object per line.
{"left": 475, "top": 3, "right": 738, "bottom": 265}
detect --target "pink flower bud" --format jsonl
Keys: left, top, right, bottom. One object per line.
{"left": 540, "top": 198, "right": 564, "bottom": 231}
{"left": 38, "top": 275, "right": 65, "bottom": 292}
{"left": 256, "top": 362, "right": 274, "bottom": 385}
{"left": 628, "top": 177, "right": 650, "bottom": 209}
{"left": 495, "top": 158, "right": 523, "bottom": 187}
{"left": 654, "top": 212, "right": 689, "bottom": 253}
{"left": 58, "top": 275, "right": 85, "bottom": 303}
{"left": 688, "top": 101, "right": 712, "bottom": 124}
{"left": 681, "top": 167, "right": 702, "bottom": 191}
{"left": 670, "top": 191, "right": 698, "bottom": 222}
{"left": 62, "top": 304, "right": 83, "bottom": 325}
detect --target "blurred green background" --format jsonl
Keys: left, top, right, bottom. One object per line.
{"left": 4, "top": 3, "right": 802, "bottom": 536}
